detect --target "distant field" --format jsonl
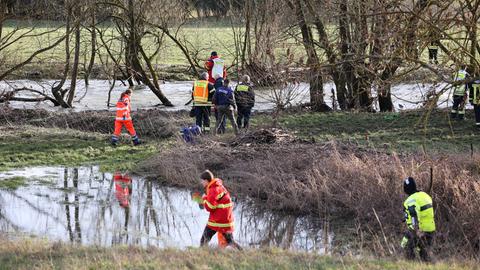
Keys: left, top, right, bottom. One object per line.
{"left": 1, "top": 18, "right": 470, "bottom": 75}
{"left": 0, "top": 19, "right": 304, "bottom": 70}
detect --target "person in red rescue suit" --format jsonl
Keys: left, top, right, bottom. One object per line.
{"left": 204, "top": 51, "right": 227, "bottom": 84}
{"left": 111, "top": 88, "right": 140, "bottom": 146}
{"left": 199, "top": 170, "right": 242, "bottom": 249}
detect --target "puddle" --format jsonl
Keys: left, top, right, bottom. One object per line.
{"left": 0, "top": 166, "right": 332, "bottom": 252}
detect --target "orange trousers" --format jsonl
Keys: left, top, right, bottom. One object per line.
{"left": 114, "top": 120, "right": 137, "bottom": 136}
{"left": 218, "top": 233, "right": 228, "bottom": 248}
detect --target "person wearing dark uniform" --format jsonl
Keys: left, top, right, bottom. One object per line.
{"left": 468, "top": 71, "right": 480, "bottom": 128}
{"left": 235, "top": 75, "right": 255, "bottom": 129}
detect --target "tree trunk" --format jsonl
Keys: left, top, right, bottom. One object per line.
{"left": 338, "top": 0, "right": 354, "bottom": 109}
{"left": 0, "top": 1, "right": 6, "bottom": 41}
{"left": 304, "top": 0, "right": 348, "bottom": 110}
{"left": 468, "top": 12, "right": 477, "bottom": 70}
{"left": 52, "top": 5, "right": 72, "bottom": 108}
{"left": 378, "top": 63, "right": 398, "bottom": 112}
{"left": 241, "top": 0, "right": 251, "bottom": 71}
{"left": 85, "top": 7, "right": 96, "bottom": 86}
{"left": 67, "top": 24, "right": 81, "bottom": 106}
{"left": 124, "top": 0, "right": 172, "bottom": 106}
{"left": 289, "top": 0, "right": 328, "bottom": 111}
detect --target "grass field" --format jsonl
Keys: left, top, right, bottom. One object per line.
{"left": 1, "top": 108, "right": 478, "bottom": 173}
{"left": 0, "top": 125, "right": 166, "bottom": 172}
{"left": 253, "top": 109, "right": 480, "bottom": 153}
{"left": 1, "top": 18, "right": 467, "bottom": 80}
{"left": 0, "top": 238, "right": 476, "bottom": 270}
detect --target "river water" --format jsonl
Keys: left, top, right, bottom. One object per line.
{"left": 0, "top": 79, "right": 469, "bottom": 112}
{"left": 0, "top": 166, "right": 332, "bottom": 252}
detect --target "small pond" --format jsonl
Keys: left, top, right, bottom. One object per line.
{"left": 0, "top": 166, "right": 332, "bottom": 253}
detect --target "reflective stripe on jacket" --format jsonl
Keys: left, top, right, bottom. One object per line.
{"left": 193, "top": 80, "right": 209, "bottom": 104}
{"left": 235, "top": 83, "right": 255, "bottom": 107}
{"left": 203, "top": 178, "right": 234, "bottom": 233}
{"left": 116, "top": 96, "right": 131, "bottom": 121}
{"left": 453, "top": 70, "right": 468, "bottom": 96}
{"left": 403, "top": 191, "right": 436, "bottom": 233}
{"left": 469, "top": 81, "right": 480, "bottom": 105}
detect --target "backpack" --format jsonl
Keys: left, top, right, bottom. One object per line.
{"left": 212, "top": 58, "right": 224, "bottom": 79}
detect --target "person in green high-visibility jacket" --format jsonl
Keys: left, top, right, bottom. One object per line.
{"left": 468, "top": 70, "right": 480, "bottom": 128}
{"left": 451, "top": 65, "right": 469, "bottom": 120}
{"left": 401, "top": 177, "right": 436, "bottom": 261}
{"left": 234, "top": 74, "right": 255, "bottom": 129}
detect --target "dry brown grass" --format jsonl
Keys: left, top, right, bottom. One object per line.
{"left": 0, "top": 107, "right": 186, "bottom": 138}
{"left": 139, "top": 133, "right": 480, "bottom": 259}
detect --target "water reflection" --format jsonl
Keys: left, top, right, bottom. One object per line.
{"left": 0, "top": 166, "right": 332, "bottom": 252}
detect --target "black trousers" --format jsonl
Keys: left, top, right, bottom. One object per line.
{"left": 237, "top": 106, "right": 252, "bottom": 129}
{"left": 200, "top": 226, "right": 242, "bottom": 249}
{"left": 428, "top": 48, "right": 438, "bottom": 63}
{"left": 194, "top": 106, "right": 211, "bottom": 131}
{"left": 404, "top": 231, "right": 434, "bottom": 262}
{"left": 474, "top": 104, "right": 480, "bottom": 126}
{"left": 451, "top": 95, "right": 465, "bottom": 119}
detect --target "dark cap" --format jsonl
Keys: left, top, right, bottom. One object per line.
{"left": 211, "top": 51, "right": 217, "bottom": 57}
{"left": 403, "top": 177, "right": 417, "bottom": 195}
{"left": 200, "top": 170, "right": 214, "bottom": 181}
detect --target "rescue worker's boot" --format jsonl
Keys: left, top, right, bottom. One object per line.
{"left": 111, "top": 135, "right": 119, "bottom": 146}
{"left": 132, "top": 135, "right": 141, "bottom": 146}
{"left": 203, "top": 126, "right": 210, "bottom": 134}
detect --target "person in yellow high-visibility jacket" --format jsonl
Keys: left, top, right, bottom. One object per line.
{"left": 468, "top": 71, "right": 480, "bottom": 128}
{"left": 451, "top": 66, "right": 469, "bottom": 120}
{"left": 401, "top": 177, "right": 436, "bottom": 261}
{"left": 191, "top": 72, "right": 215, "bottom": 133}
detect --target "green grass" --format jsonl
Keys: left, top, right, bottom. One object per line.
{"left": 253, "top": 109, "right": 480, "bottom": 153}
{"left": 0, "top": 20, "right": 245, "bottom": 67}
{"left": 0, "top": 126, "right": 165, "bottom": 171}
{"left": 3, "top": 18, "right": 468, "bottom": 79}
{"left": 0, "top": 238, "right": 476, "bottom": 270}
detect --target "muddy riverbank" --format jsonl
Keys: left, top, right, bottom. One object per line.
{"left": 139, "top": 131, "right": 480, "bottom": 259}
{"left": 1, "top": 107, "right": 479, "bottom": 259}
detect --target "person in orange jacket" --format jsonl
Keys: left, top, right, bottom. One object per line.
{"left": 114, "top": 172, "right": 132, "bottom": 208}
{"left": 111, "top": 88, "right": 140, "bottom": 146}
{"left": 204, "top": 51, "right": 227, "bottom": 84}
{"left": 199, "top": 170, "right": 242, "bottom": 249}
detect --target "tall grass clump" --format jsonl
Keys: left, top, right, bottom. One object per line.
{"left": 140, "top": 139, "right": 480, "bottom": 259}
